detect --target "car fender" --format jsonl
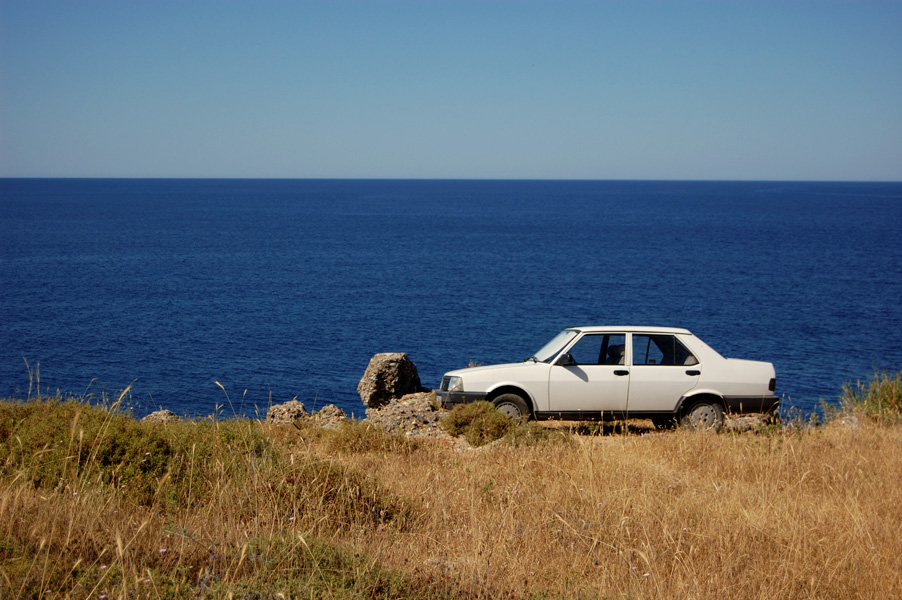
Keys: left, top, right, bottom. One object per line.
{"left": 485, "top": 382, "right": 540, "bottom": 411}
{"left": 676, "top": 390, "right": 725, "bottom": 413}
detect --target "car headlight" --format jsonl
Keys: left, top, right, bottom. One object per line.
{"left": 446, "top": 376, "right": 463, "bottom": 393}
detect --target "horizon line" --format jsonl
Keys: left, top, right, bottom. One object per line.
{"left": 2, "top": 176, "right": 901, "bottom": 184}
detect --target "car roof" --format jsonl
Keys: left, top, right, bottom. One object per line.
{"left": 567, "top": 325, "right": 693, "bottom": 335}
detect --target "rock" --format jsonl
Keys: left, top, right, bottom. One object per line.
{"left": 141, "top": 409, "right": 180, "bottom": 424}
{"left": 724, "top": 412, "right": 779, "bottom": 433}
{"left": 266, "top": 399, "right": 309, "bottom": 424}
{"left": 357, "top": 352, "right": 424, "bottom": 408}
{"left": 311, "top": 404, "right": 348, "bottom": 430}
{"left": 365, "top": 392, "right": 447, "bottom": 437}
{"left": 836, "top": 415, "right": 861, "bottom": 429}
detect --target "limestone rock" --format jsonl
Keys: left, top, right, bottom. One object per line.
{"left": 357, "top": 352, "right": 424, "bottom": 408}
{"left": 311, "top": 404, "right": 348, "bottom": 430}
{"left": 836, "top": 415, "right": 861, "bottom": 429}
{"left": 266, "top": 399, "right": 309, "bottom": 424}
{"left": 365, "top": 392, "right": 446, "bottom": 436}
{"left": 141, "top": 409, "right": 180, "bottom": 424}
{"left": 724, "top": 412, "right": 780, "bottom": 433}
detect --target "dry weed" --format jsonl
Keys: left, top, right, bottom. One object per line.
{"left": 2, "top": 397, "right": 901, "bottom": 599}
{"left": 342, "top": 423, "right": 902, "bottom": 599}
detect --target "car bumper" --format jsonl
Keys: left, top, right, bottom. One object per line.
{"left": 436, "top": 390, "right": 488, "bottom": 408}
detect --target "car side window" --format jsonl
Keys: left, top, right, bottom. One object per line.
{"left": 632, "top": 334, "right": 698, "bottom": 366}
{"left": 566, "top": 334, "right": 626, "bottom": 365}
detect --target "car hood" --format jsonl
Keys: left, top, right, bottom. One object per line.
{"left": 445, "top": 362, "right": 539, "bottom": 378}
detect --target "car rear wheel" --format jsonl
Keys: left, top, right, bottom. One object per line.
{"left": 680, "top": 400, "right": 724, "bottom": 432}
{"left": 493, "top": 393, "right": 530, "bottom": 419}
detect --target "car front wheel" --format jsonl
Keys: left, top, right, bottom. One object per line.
{"left": 680, "top": 400, "right": 724, "bottom": 432}
{"left": 493, "top": 393, "right": 530, "bottom": 419}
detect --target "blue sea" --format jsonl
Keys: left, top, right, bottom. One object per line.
{"left": 1, "top": 179, "right": 900, "bottom": 419}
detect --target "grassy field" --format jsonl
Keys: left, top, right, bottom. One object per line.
{"left": 1, "top": 371, "right": 900, "bottom": 599}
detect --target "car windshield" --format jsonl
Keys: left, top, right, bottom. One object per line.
{"left": 530, "top": 329, "right": 579, "bottom": 363}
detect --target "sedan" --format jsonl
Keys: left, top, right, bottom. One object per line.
{"left": 436, "top": 326, "right": 778, "bottom": 431}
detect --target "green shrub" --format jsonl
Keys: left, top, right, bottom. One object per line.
{"left": 441, "top": 402, "right": 575, "bottom": 448}
{"left": 834, "top": 369, "right": 902, "bottom": 424}
{"left": 441, "top": 401, "right": 514, "bottom": 446}
{"left": 0, "top": 399, "right": 416, "bottom": 529}
{"left": 0, "top": 397, "right": 172, "bottom": 500}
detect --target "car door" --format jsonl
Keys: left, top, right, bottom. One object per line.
{"left": 548, "top": 333, "right": 629, "bottom": 414}
{"left": 626, "top": 333, "right": 700, "bottom": 412}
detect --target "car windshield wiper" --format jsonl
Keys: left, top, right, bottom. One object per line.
{"left": 524, "top": 355, "right": 538, "bottom": 362}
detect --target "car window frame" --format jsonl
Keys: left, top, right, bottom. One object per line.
{"left": 563, "top": 333, "right": 627, "bottom": 366}
{"left": 630, "top": 333, "right": 698, "bottom": 367}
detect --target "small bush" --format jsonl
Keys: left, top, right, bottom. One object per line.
{"left": 833, "top": 369, "right": 902, "bottom": 424}
{"left": 442, "top": 402, "right": 574, "bottom": 448}
{"left": 441, "top": 401, "right": 514, "bottom": 446}
{"left": 0, "top": 399, "right": 416, "bottom": 528}
{"left": 0, "top": 397, "right": 172, "bottom": 501}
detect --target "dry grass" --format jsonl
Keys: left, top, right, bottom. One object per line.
{"left": 2, "top": 394, "right": 901, "bottom": 599}
{"left": 358, "top": 423, "right": 902, "bottom": 599}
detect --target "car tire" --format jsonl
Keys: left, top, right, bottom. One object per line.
{"left": 493, "top": 393, "right": 530, "bottom": 419}
{"left": 680, "top": 400, "right": 724, "bottom": 432}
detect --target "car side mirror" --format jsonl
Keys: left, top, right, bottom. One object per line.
{"left": 555, "top": 353, "right": 576, "bottom": 366}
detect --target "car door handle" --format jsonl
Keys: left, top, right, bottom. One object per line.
{"left": 614, "top": 370, "right": 629, "bottom": 376}
{"left": 686, "top": 370, "right": 700, "bottom": 376}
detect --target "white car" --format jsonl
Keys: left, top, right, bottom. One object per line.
{"left": 436, "top": 326, "right": 778, "bottom": 431}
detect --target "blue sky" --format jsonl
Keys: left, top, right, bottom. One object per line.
{"left": 1, "top": 1, "right": 900, "bottom": 180}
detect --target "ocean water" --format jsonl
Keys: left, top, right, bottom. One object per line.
{"left": 1, "top": 179, "right": 900, "bottom": 419}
